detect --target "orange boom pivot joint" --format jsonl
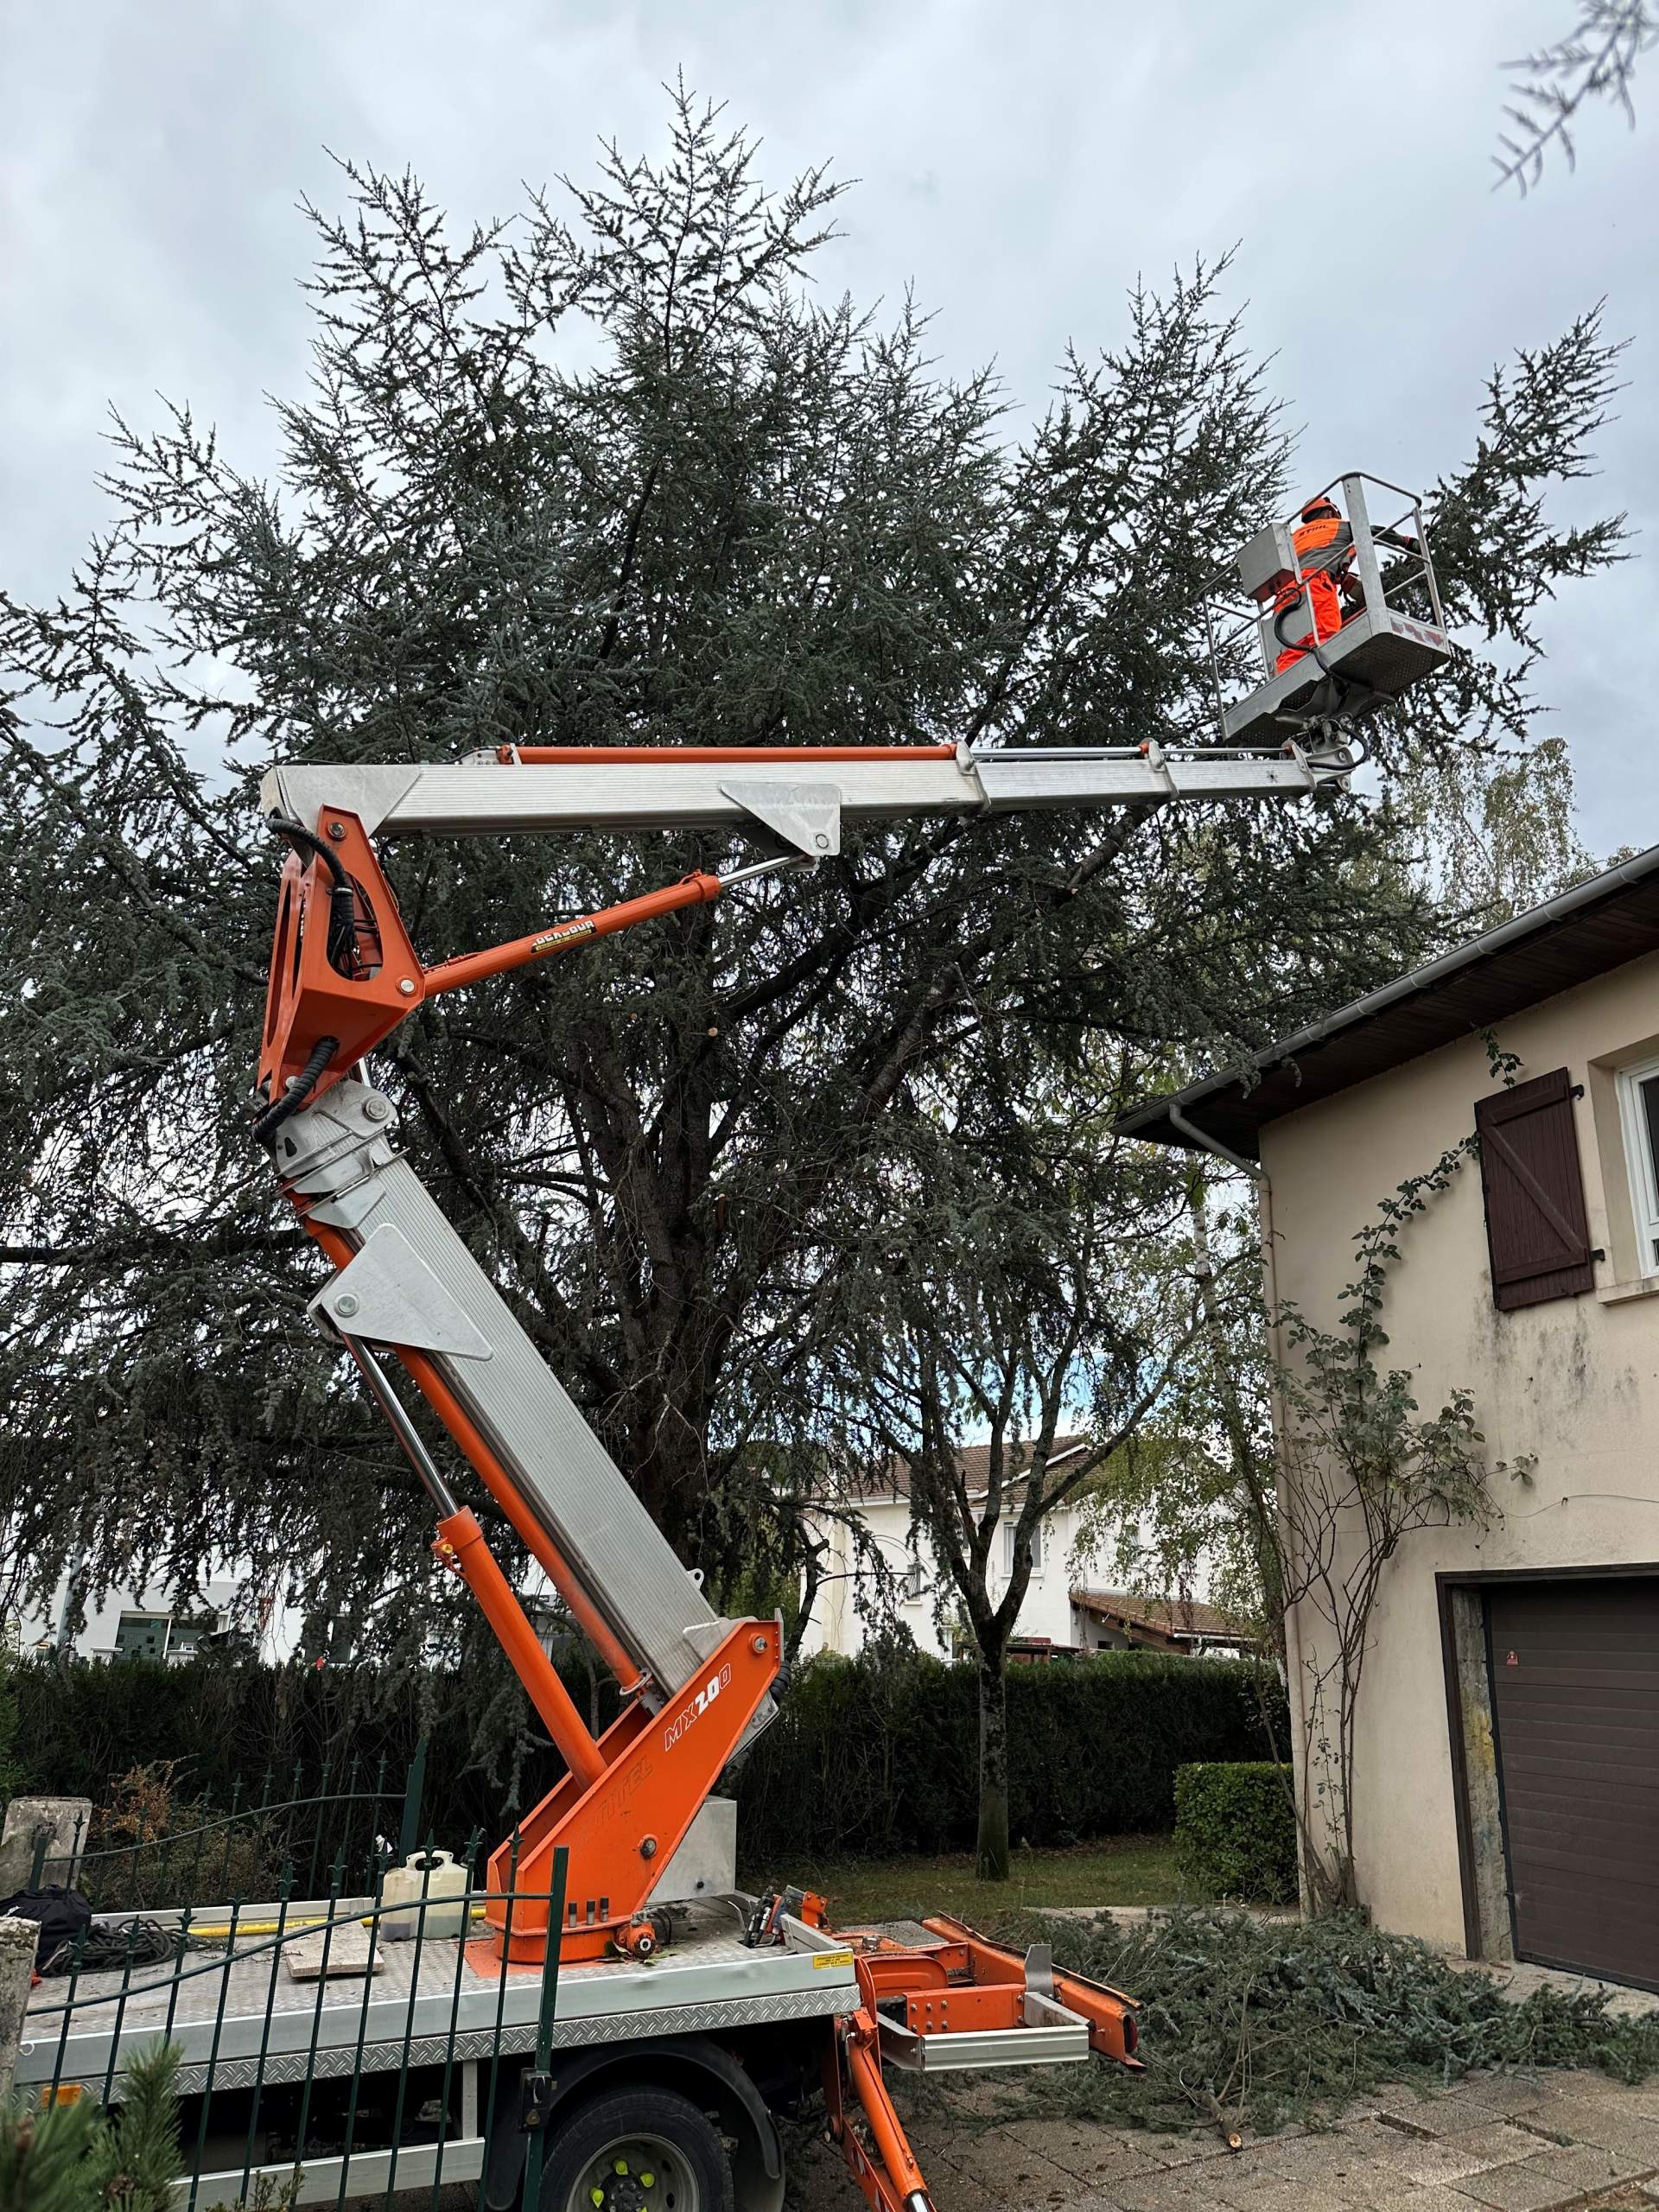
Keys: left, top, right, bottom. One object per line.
{"left": 255, "top": 802, "right": 727, "bottom": 1130}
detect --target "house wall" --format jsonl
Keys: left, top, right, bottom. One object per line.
{"left": 1260, "top": 946, "right": 1659, "bottom": 1955}
{"left": 800, "top": 1496, "right": 1111, "bottom": 1660}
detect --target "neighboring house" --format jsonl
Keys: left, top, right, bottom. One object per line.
{"left": 800, "top": 1438, "right": 1112, "bottom": 1661}
{"left": 1071, "top": 1590, "right": 1257, "bottom": 1656}
{"left": 8, "top": 1568, "right": 300, "bottom": 1664}
{"left": 1122, "top": 842, "right": 1659, "bottom": 1991}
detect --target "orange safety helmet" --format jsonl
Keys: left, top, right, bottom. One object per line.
{"left": 1300, "top": 494, "right": 1340, "bottom": 522}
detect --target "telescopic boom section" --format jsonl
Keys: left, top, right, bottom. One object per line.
{"left": 254, "top": 737, "right": 1341, "bottom": 1116}
{"left": 252, "top": 734, "right": 1350, "bottom": 1965}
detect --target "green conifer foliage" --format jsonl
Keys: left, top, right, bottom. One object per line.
{"left": 0, "top": 90, "right": 1625, "bottom": 1741}
{"left": 0, "top": 2044, "right": 181, "bottom": 2212}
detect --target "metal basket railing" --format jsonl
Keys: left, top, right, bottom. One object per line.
{"left": 1200, "top": 470, "right": 1447, "bottom": 738}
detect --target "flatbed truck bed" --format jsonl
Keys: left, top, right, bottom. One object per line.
{"left": 16, "top": 1887, "right": 1125, "bottom": 2209}
{"left": 18, "top": 1898, "right": 864, "bottom": 2209}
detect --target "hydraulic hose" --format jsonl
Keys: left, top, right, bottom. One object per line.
{"left": 251, "top": 1032, "right": 340, "bottom": 1147}
{"left": 1271, "top": 589, "right": 1376, "bottom": 776}
{"left": 1273, "top": 593, "right": 1347, "bottom": 698}
{"left": 267, "top": 813, "right": 361, "bottom": 976}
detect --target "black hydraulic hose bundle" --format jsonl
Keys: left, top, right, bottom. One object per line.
{"left": 251, "top": 1031, "right": 340, "bottom": 1147}
{"left": 1273, "top": 593, "right": 1348, "bottom": 699}
{"left": 250, "top": 813, "right": 357, "bottom": 1147}
{"left": 1271, "top": 593, "right": 1376, "bottom": 775}
{"left": 267, "top": 813, "right": 362, "bottom": 976}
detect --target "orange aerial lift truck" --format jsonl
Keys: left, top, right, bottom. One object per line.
{"left": 16, "top": 477, "right": 1447, "bottom": 2211}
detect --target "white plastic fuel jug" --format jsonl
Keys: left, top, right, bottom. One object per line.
{"left": 380, "top": 1847, "right": 469, "bottom": 1942}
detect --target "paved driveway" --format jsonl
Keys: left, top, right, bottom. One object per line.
{"left": 789, "top": 2064, "right": 1659, "bottom": 2210}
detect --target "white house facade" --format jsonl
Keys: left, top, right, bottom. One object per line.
{"left": 800, "top": 1484, "right": 1104, "bottom": 1662}
{"left": 6, "top": 1567, "right": 302, "bottom": 1665}
{"left": 797, "top": 1440, "right": 1241, "bottom": 1662}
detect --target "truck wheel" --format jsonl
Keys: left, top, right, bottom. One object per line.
{"left": 539, "top": 2085, "right": 734, "bottom": 2212}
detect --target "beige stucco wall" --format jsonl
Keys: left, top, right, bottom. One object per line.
{"left": 1259, "top": 947, "right": 1659, "bottom": 1953}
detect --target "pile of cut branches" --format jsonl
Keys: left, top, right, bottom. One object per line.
{"left": 984, "top": 1907, "right": 1659, "bottom": 2137}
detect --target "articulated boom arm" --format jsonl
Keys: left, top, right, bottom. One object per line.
{"left": 254, "top": 734, "right": 1345, "bottom": 1965}
{"left": 245, "top": 475, "right": 1449, "bottom": 2205}
{"left": 254, "top": 736, "right": 1343, "bottom": 1116}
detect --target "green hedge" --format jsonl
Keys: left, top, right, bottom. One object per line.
{"left": 5, "top": 1651, "right": 1284, "bottom": 1870}
{"left": 1173, "top": 1761, "right": 1299, "bottom": 1903}
{"left": 3, "top": 1654, "right": 622, "bottom": 1846}
{"left": 738, "top": 1651, "right": 1284, "bottom": 1865}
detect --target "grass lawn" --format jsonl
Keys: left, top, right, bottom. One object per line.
{"left": 747, "top": 1834, "right": 1187, "bottom": 1928}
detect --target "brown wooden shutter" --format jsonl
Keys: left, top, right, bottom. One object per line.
{"left": 1474, "top": 1068, "right": 1594, "bottom": 1311}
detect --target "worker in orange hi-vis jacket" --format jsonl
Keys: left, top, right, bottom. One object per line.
{"left": 1274, "top": 493, "right": 1363, "bottom": 671}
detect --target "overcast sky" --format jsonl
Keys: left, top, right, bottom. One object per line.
{"left": 5, "top": 0, "right": 1654, "bottom": 852}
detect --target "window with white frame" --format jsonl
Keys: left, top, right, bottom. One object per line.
{"left": 1002, "top": 1518, "right": 1045, "bottom": 1575}
{"left": 1616, "top": 1053, "right": 1659, "bottom": 1276}
{"left": 900, "top": 1558, "right": 927, "bottom": 1604}
{"left": 113, "top": 1612, "right": 170, "bottom": 1662}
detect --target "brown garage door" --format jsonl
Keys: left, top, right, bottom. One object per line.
{"left": 1487, "top": 1578, "right": 1659, "bottom": 1988}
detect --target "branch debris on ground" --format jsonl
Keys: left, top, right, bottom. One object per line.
{"left": 957, "top": 1908, "right": 1659, "bottom": 2139}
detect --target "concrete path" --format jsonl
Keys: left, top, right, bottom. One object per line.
{"left": 789, "top": 2066, "right": 1659, "bottom": 2209}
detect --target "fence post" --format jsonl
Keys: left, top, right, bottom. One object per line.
{"left": 0, "top": 1916, "right": 35, "bottom": 2101}
{"left": 0, "top": 1797, "right": 92, "bottom": 1894}
{"left": 397, "top": 1737, "right": 428, "bottom": 1862}
{"left": 519, "top": 1847, "right": 568, "bottom": 2212}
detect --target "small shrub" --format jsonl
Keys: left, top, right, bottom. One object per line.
{"left": 1173, "top": 1761, "right": 1297, "bottom": 1904}
{"left": 0, "top": 2041, "right": 182, "bottom": 2212}
{"left": 82, "top": 1763, "right": 278, "bottom": 1912}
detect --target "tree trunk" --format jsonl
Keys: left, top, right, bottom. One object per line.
{"left": 976, "top": 1647, "right": 1011, "bottom": 1880}
{"left": 1188, "top": 1179, "right": 1288, "bottom": 1669}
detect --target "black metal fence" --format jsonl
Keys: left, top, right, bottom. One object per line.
{"left": 21, "top": 1834, "right": 569, "bottom": 2212}
{"left": 37, "top": 1744, "right": 432, "bottom": 1914}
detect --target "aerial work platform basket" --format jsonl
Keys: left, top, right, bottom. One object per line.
{"left": 1205, "top": 470, "right": 1452, "bottom": 746}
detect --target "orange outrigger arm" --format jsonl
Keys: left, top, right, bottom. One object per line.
{"left": 803, "top": 1907, "right": 1140, "bottom": 2209}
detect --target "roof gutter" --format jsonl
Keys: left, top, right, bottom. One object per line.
{"left": 1128, "top": 843, "right": 1659, "bottom": 1139}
